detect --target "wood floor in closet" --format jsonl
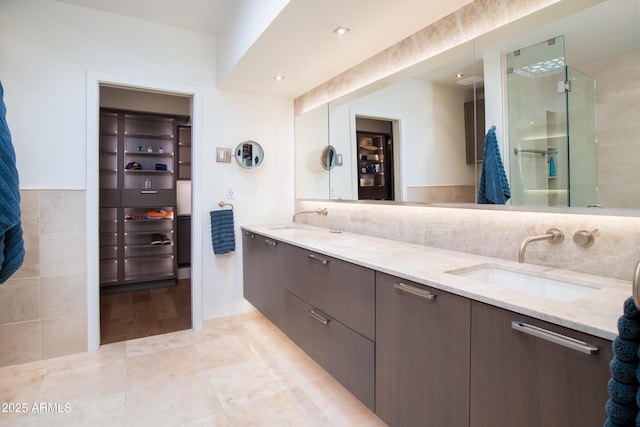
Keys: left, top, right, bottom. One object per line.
{"left": 100, "top": 278, "right": 192, "bottom": 344}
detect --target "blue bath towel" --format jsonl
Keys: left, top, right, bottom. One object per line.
{"left": 618, "top": 316, "right": 640, "bottom": 341}
{"left": 477, "top": 127, "right": 510, "bottom": 204}
{"left": 0, "top": 81, "right": 24, "bottom": 284}
{"left": 614, "top": 336, "right": 640, "bottom": 363}
{"left": 605, "top": 297, "right": 640, "bottom": 426}
{"left": 210, "top": 209, "right": 235, "bottom": 255}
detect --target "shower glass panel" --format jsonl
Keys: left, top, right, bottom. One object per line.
{"left": 507, "top": 36, "right": 597, "bottom": 207}
{"left": 507, "top": 36, "right": 568, "bottom": 207}
{"left": 565, "top": 67, "right": 597, "bottom": 207}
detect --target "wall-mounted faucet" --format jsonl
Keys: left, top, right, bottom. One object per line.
{"left": 519, "top": 228, "right": 564, "bottom": 263}
{"left": 292, "top": 208, "right": 328, "bottom": 222}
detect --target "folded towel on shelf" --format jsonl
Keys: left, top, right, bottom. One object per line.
{"left": 0, "top": 81, "right": 24, "bottom": 284}
{"left": 210, "top": 209, "right": 235, "bottom": 255}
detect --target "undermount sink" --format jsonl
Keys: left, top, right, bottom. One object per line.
{"left": 449, "top": 265, "right": 599, "bottom": 302}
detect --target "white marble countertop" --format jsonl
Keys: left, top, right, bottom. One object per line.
{"left": 242, "top": 223, "right": 631, "bottom": 341}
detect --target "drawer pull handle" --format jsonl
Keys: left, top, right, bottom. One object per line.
{"left": 511, "top": 321, "right": 599, "bottom": 355}
{"left": 393, "top": 282, "right": 435, "bottom": 300}
{"left": 308, "top": 254, "right": 328, "bottom": 265}
{"left": 308, "top": 309, "right": 330, "bottom": 325}
{"left": 243, "top": 231, "right": 255, "bottom": 238}
{"left": 140, "top": 190, "right": 158, "bottom": 194}
{"left": 265, "top": 239, "right": 277, "bottom": 246}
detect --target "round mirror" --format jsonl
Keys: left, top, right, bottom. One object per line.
{"left": 320, "top": 145, "right": 337, "bottom": 170}
{"left": 235, "top": 140, "right": 264, "bottom": 169}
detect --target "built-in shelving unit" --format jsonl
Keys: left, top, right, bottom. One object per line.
{"left": 99, "top": 109, "right": 188, "bottom": 289}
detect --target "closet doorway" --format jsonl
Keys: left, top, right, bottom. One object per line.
{"left": 98, "top": 85, "right": 192, "bottom": 344}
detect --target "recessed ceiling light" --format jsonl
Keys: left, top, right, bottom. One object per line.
{"left": 333, "top": 26, "right": 350, "bottom": 36}
{"left": 273, "top": 75, "right": 285, "bottom": 81}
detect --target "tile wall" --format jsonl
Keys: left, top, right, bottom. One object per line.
{"left": 0, "top": 190, "right": 87, "bottom": 367}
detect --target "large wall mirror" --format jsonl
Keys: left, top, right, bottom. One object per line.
{"left": 294, "top": 0, "right": 640, "bottom": 212}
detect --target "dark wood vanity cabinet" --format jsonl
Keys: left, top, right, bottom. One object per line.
{"left": 469, "top": 301, "right": 613, "bottom": 427}
{"left": 285, "top": 291, "right": 375, "bottom": 410}
{"left": 283, "top": 244, "right": 375, "bottom": 340}
{"left": 241, "top": 231, "right": 615, "bottom": 426}
{"left": 283, "top": 244, "right": 376, "bottom": 410}
{"left": 376, "top": 272, "right": 471, "bottom": 427}
{"left": 241, "top": 231, "right": 287, "bottom": 331}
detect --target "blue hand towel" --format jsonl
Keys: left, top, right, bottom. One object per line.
{"left": 0, "top": 81, "right": 24, "bottom": 284}
{"left": 477, "top": 127, "right": 510, "bottom": 204}
{"left": 614, "top": 336, "right": 639, "bottom": 362}
{"left": 610, "top": 357, "right": 637, "bottom": 384}
{"left": 210, "top": 209, "right": 235, "bottom": 255}
{"left": 605, "top": 399, "right": 636, "bottom": 425}
{"left": 618, "top": 316, "right": 640, "bottom": 341}
{"left": 606, "top": 297, "right": 640, "bottom": 427}
{"left": 624, "top": 297, "right": 640, "bottom": 319}
{"left": 608, "top": 378, "right": 637, "bottom": 406}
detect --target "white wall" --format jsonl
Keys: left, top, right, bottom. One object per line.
{"left": 1, "top": 0, "right": 294, "bottom": 328}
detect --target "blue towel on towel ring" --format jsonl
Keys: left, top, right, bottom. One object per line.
{"left": 0, "top": 81, "right": 24, "bottom": 284}
{"left": 210, "top": 209, "right": 235, "bottom": 255}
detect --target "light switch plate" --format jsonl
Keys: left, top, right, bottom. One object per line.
{"left": 216, "top": 147, "right": 231, "bottom": 163}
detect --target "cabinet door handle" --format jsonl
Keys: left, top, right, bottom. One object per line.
{"left": 264, "top": 238, "right": 277, "bottom": 246}
{"left": 243, "top": 231, "right": 255, "bottom": 238}
{"left": 511, "top": 321, "right": 599, "bottom": 355}
{"left": 393, "top": 282, "right": 435, "bottom": 300}
{"left": 308, "top": 309, "right": 330, "bottom": 325}
{"left": 140, "top": 190, "right": 158, "bottom": 194}
{"left": 308, "top": 254, "right": 328, "bottom": 265}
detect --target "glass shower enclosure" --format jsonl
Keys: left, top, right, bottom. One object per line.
{"left": 506, "top": 36, "right": 597, "bottom": 207}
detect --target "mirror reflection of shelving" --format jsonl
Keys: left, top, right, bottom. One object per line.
{"left": 357, "top": 130, "right": 394, "bottom": 200}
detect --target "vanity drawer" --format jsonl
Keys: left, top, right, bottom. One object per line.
{"left": 283, "top": 244, "right": 375, "bottom": 340}
{"left": 285, "top": 291, "right": 375, "bottom": 411}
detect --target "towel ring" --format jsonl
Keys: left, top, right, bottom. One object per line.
{"left": 218, "top": 201, "right": 233, "bottom": 210}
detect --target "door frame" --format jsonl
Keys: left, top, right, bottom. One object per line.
{"left": 86, "top": 71, "right": 204, "bottom": 351}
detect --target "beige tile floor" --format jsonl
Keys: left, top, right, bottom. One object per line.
{"left": 0, "top": 312, "right": 385, "bottom": 427}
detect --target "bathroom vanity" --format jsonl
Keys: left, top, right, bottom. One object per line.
{"left": 242, "top": 224, "right": 625, "bottom": 427}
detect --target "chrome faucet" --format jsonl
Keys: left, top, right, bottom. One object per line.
{"left": 292, "top": 208, "right": 328, "bottom": 222}
{"left": 518, "top": 228, "right": 564, "bottom": 263}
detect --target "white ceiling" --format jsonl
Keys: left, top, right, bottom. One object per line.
{"left": 55, "top": 0, "right": 474, "bottom": 98}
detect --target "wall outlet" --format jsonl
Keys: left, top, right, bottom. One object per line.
{"left": 227, "top": 185, "right": 236, "bottom": 199}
